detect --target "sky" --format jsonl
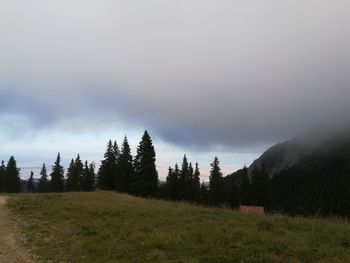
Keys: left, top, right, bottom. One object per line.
{"left": 0, "top": 0, "right": 349, "bottom": 180}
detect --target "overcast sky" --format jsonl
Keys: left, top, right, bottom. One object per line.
{"left": 0, "top": 0, "right": 349, "bottom": 179}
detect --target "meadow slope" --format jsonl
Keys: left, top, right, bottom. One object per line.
{"left": 6, "top": 192, "right": 350, "bottom": 263}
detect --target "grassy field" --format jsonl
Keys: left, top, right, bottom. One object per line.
{"left": 6, "top": 192, "right": 350, "bottom": 263}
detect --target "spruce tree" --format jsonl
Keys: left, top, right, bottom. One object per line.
{"left": 117, "top": 136, "right": 133, "bottom": 193}
{"left": 27, "top": 171, "right": 35, "bottom": 192}
{"left": 98, "top": 140, "right": 117, "bottom": 190}
{"left": 81, "top": 161, "right": 89, "bottom": 191}
{"left": 88, "top": 162, "right": 96, "bottom": 191}
{"left": 81, "top": 161, "right": 95, "bottom": 191}
{"left": 39, "top": 163, "right": 49, "bottom": 192}
{"left": 178, "top": 155, "right": 189, "bottom": 200}
{"left": 173, "top": 163, "right": 180, "bottom": 199}
{"left": 208, "top": 157, "right": 224, "bottom": 206}
{"left": 65, "top": 159, "right": 75, "bottom": 191}
{"left": 113, "top": 140, "right": 120, "bottom": 160}
{"left": 4, "top": 156, "right": 21, "bottom": 193}
{"left": 132, "top": 130, "right": 158, "bottom": 197}
{"left": 165, "top": 166, "right": 178, "bottom": 200}
{"left": 113, "top": 140, "right": 120, "bottom": 189}
{"left": 187, "top": 162, "right": 195, "bottom": 202}
{"left": 74, "top": 154, "right": 83, "bottom": 191}
{"left": 50, "top": 153, "right": 65, "bottom": 192}
{"left": 191, "top": 163, "right": 201, "bottom": 202}
{"left": 0, "top": 161, "right": 5, "bottom": 192}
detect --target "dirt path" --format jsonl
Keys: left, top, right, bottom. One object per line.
{"left": 0, "top": 196, "right": 36, "bottom": 263}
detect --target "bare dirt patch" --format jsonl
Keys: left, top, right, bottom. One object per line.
{"left": 0, "top": 196, "right": 36, "bottom": 263}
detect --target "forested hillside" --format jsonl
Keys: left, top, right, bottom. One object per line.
{"left": 270, "top": 135, "right": 350, "bottom": 216}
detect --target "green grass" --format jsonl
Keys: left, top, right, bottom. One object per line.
{"left": 6, "top": 192, "right": 350, "bottom": 263}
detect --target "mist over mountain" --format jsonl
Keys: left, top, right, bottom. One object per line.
{"left": 269, "top": 134, "right": 350, "bottom": 216}
{"left": 247, "top": 128, "right": 350, "bottom": 177}
{"left": 223, "top": 130, "right": 350, "bottom": 216}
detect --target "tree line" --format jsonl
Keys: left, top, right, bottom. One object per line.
{"left": 158, "top": 156, "right": 271, "bottom": 208}
{"left": 3, "top": 130, "right": 350, "bottom": 217}
{"left": 0, "top": 157, "right": 22, "bottom": 193}
{"left": 0, "top": 131, "right": 158, "bottom": 197}
{"left": 0, "top": 130, "right": 270, "bottom": 209}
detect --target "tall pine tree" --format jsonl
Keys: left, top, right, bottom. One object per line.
{"left": 4, "top": 156, "right": 21, "bottom": 193}
{"left": 27, "top": 171, "right": 35, "bottom": 192}
{"left": 65, "top": 159, "right": 76, "bottom": 191}
{"left": 178, "top": 155, "right": 190, "bottom": 200}
{"left": 165, "top": 165, "right": 179, "bottom": 200}
{"left": 74, "top": 154, "right": 83, "bottom": 191}
{"left": 98, "top": 140, "right": 118, "bottom": 190}
{"left": 88, "top": 162, "right": 96, "bottom": 191}
{"left": 191, "top": 162, "right": 201, "bottom": 202}
{"left": 208, "top": 157, "right": 224, "bottom": 206}
{"left": 39, "top": 163, "right": 49, "bottom": 192}
{"left": 132, "top": 131, "right": 158, "bottom": 197}
{"left": 50, "top": 153, "right": 65, "bottom": 192}
{"left": 117, "top": 136, "right": 133, "bottom": 193}
{"left": 81, "top": 161, "right": 95, "bottom": 191}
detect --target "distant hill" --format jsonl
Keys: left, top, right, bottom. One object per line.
{"left": 248, "top": 131, "right": 350, "bottom": 177}
{"left": 248, "top": 137, "right": 318, "bottom": 177}
{"left": 227, "top": 132, "right": 350, "bottom": 216}
{"left": 270, "top": 134, "right": 350, "bottom": 216}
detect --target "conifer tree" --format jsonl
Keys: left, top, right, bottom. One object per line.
{"left": 208, "top": 157, "right": 224, "bottom": 205}
{"left": 113, "top": 140, "right": 120, "bottom": 188}
{"left": 98, "top": 140, "right": 118, "bottom": 190}
{"left": 65, "top": 159, "right": 75, "bottom": 191}
{"left": 165, "top": 165, "right": 179, "bottom": 200}
{"left": 113, "top": 140, "right": 120, "bottom": 160}
{"left": 39, "top": 163, "right": 49, "bottom": 192}
{"left": 178, "top": 155, "right": 189, "bottom": 200}
{"left": 191, "top": 162, "right": 201, "bottom": 202}
{"left": 50, "top": 153, "right": 65, "bottom": 192}
{"left": 88, "top": 162, "right": 96, "bottom": 191}
{"left": 117, "top": 136, "right": 133, "bottom": 193}
{"left": 186, "top": 162, "right": 195, "bottom": 202}
{"left": 74, "top": 154, "right": 83, "bottom": 191}
{"left": 0, "top": 161, "right": 5, "bottom": 192}
{"left": 81, "top": 161, "right": 88, "bottom": 191}
{"left": 165, "top": 167, "right": 173, "bottom": 199}
{"left": 27, "top": 171, "right": 35, "bottom": 192}
{"left": 132, "top": 130, "right": 158, "bottom": 196}
{"left": 189, "top": 162, "right": 194, "bottom": 177}
{"left": 81, "top": 161, "right": 95, "bottom": 191}
{"left": 4, "top": 156, "right": 21, "bottom": 193}
{"left": 173, "top": 163, "right": 180, "bottom": 198}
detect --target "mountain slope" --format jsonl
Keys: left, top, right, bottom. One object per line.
{"left": 270, "top": 134, "right": 350, "bottom": 216}
{"left": 248, "top": 139, "right": 315, "bottom": 177}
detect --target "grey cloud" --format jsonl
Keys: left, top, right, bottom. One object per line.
{"left": 0, "top": 0, "right": 349, "bottom": 150}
